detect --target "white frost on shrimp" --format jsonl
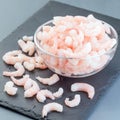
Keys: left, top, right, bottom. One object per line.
{"left": 64, "top": 94, "right": 81, "bottom": 107}
{"left": 42, "top": 102, "right": 63, "bottom": 118}
{"left": 10, "top": 74, "right": 29, "bottom": 86}
{"left": 71, "top": 83, "right": 95, "bottom": 99}
{"left": 2, "top": 50, "right": 23, "bottom": 65}
{"left": 53, "top": 87, "right": 64, "bottom": 98}
{"left": 18, "top": 39, "right": 35, "bottom": 56}
{"left": 22, "top": 35, "right": 33, "bottom": 41}
{"left": 3, "top": 62, "right": 25, "bottom": 77}
{"left": 36, "top": 89, "right": 55, "bottom": 103}
{"left": 36, "top": 74, "right": 60, "bottom": 85}
{"left": 4, "top": 81, "right": 18, "bottom": 96}
{"left": 24, "top": 79, "right": 40, "bottom": 98}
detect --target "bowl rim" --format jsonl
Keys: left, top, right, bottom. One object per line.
{"left": 34, "top": 19, "right": 118, "bottom": 59}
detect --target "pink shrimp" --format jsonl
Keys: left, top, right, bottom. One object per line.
{"left": 18, "top": 39, "right": 35, "bottom": 56}
{"left": 36, "top": 89, "right": 55, "bottom": 103}
{"left": 23, "top": 57, "right": 35, "bottom": 71}
{"left": 34, "top": 54, "right": 47, "bottom": 69}
{"left": 53, "top": 87, "right": 64, "bottom": 98}
{"left": 10, "top": 74, "right": 29, "bottom": 86}
{"left": 24, "top": 79, "right": 40, "bottom": 98}
{"left": 3, "top": 62, "right": 25, "bottom": 77}
{"left": 2, "top": 50, "right": 23, "bottom": 65}
{"left": 42, "top": 102, "right": 63, "bottom": 118}
{"left": 71, "top": 83, "right": 95, "bottom": 99}
{"left": 4, "top": 81, "right": 18, "bottom": 96}
{"left": 64, "top": 94, "right": 81, "bottom": 107}
{"left": 36, "top": 74, "right": 60, "bottom": 85}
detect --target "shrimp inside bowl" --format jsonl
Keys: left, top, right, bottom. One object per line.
{"left": 34, "top": 15, "right": 118, "bottom": 78}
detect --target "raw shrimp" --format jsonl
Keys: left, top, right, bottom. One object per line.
{"left": 36, "top": 89, "right": 55, "bottom": 103}
{"left": 53, "top": 87, "right": 64, "bottom": 98}
{"left": 36, "top": 74, "right": 60, "bottom": 85}
{"left": 3, "top": 62, "right": 25, "bottom": 77}
{"left": 10, "top": 74, "right": 29, "bottom": 86}
{"left": 42, "top": 102, "right": 63, "bottom": 118}
{"left": 64, "top": 94, "right": 81, "bottom": 107}
{"left": 24, "top": 79, "right": 40, "bottom": 98}
{"left": 4, "top": 81, "right": 18, "bottom": 96}
{"left": 2, "top": 50, "right": 23, "bottom": 65}
{"left": 18, "top": 39, "right": 35, "bottom": 56}
{"left": 22, "top": 35, "right": 33, "bottom": 41}
{"left": 71, "top": 83, "right": 95, "bottom": 99}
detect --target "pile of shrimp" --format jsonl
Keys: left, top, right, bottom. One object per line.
{"left": 36, "top": 14, "right": 117, "bottom": 75}
{"left": 2, "top": 15, "right": 99, "bottom": 118}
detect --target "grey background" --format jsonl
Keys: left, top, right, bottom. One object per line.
{"left": 0, "top": 0, "right": 120, "bottom": 120}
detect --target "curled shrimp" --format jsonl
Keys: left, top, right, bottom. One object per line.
{"left": 36, "top": 74, "right": 60, "bottom": 85}
{"left": 36, "top": 89, "right": 55, "bottom": 103}
{"left": 3, "top": 62, "right": 25, "bottom": 77}
{"left": 18, "top": 39, "right": 35, "bottom": 56}
{"left": 24, "top": 79, "right": 40, "bottom": 98}
{"left": 4, "top": 81, "right": 18, "bottom": 96}
{"left": 23, "top": 58, "right": 35, "bottom": 71}
{"left": 10, "top": 74, "right": 29, "bottom": 86}
{"left": 64, "top": 94, "right": 81, "bottom": 107}
{"left": 53, "top": 87, "right": 64, "bottom": 98}
{"left": 34, "top": 54, "right": 47, "bottom": 69}
{"left": 42, "top": 102, "right": 63, "bottom": 118}
{"left": 2, "top": 50, "right": 23, "bottom": 65}
{"left": 71, "top": 83, "right": 95, "bottom": 99}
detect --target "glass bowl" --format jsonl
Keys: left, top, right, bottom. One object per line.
{"left": 34, "top": 19, "right": 118, "bottom": 78}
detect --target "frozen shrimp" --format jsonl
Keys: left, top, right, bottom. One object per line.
{"left": 36, "top": 89, "right": 55, "bottom": 103}
{"left": 42, "top": 102, "right": 63, "bottom": 118}
{"left": 3, "top": 62, "right": 25, "bottom": 77}
{"left": 23, "top": 58, "right": 35, "bottom": 71}
{"left": 18, "top": 39, "right": 35, "bottom": 56}
{"left": 4, "top": 81, "right": 18, "bottom": 96}
{"left": 10, "top": 74, "right": 29, "bottom": 86}
{"left": 64, "top": 94, "right": 81, "bottom": 107}
{"left": 24, "top": 79, "right": 40, "bottom": 98}
{"left": 2, "top": 50, "right": 23, "bottom": 65}
{"left": 71, "top": 83, "right": 95, "bottom": 99}
{"left": 34, "top": 54, "right": 47, "bottom": 69}
{"left": 36, "top": 15, "right": 117, "bottom": 76}
{"left": 36, "top": 74, "right": 60, "bottom": 85}
{"left": 22, "top": 35, "right": 33, "bottom": 41}
{"left": 53, "top": 87, "right": 64, "bottom": 98}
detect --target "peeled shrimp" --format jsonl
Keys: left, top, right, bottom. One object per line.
{"left": 34, "top": 54, "right": 47, "bottom": 69}
{"left": 10, "top": 74, "right": 29, "bottom": 86}
{"left": 18, "top": 39, "right": 35, "bottom": 56}
{"left": 3, "top": 62, "right": 25, "bottom": 77}
{"left": 2, "top": 50, "right": 23, "bottom": 65}
{"left": 24, "top": 79, "right": 40, "bottom": 98}
{"left": 36, "top": 74, "right": 60, "bottom": 85}
{"left": 53, "top": 87, "right": 64, "bottom": 98}
{"left": 42, "top": 102, "right": 63, "bottom": 118}
{"left": 71, "top": 83, "right": 95, "bottom": 99}
{"left": 4, "top": 81, "right": 18, "bottom": 96}
{"left": 23, "top": 58, "right": 35, "bottom": 71}
{"left": 22, "top": 35, "right": 33, "bottom": 41}
{"left": 64, "top": 94, "right": 81, "bottom": 107}
{"left": 36, "top": 89, "right": 55, "bottom": 103}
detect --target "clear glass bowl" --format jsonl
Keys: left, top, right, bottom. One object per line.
{"left": 34, "top": 20, "right": 118, "bottom": 78}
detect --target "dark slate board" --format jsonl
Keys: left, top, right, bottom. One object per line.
{"left": 0, "top": 1, "right": 120, "bottom": 120}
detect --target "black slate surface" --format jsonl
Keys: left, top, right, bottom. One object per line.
{"left": 0, "top": 1, "right": 120, "bottom": 120}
